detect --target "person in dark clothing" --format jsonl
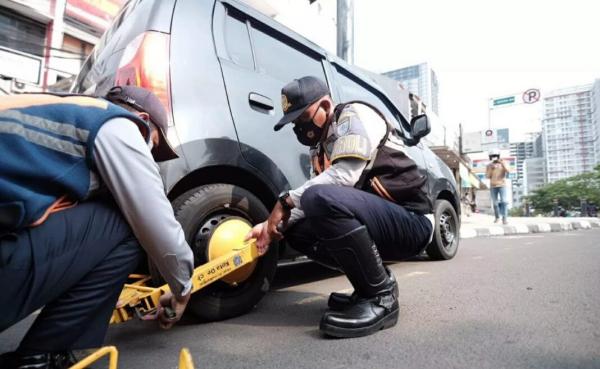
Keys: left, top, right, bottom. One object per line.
{"left": 246, "top": 76, "right": 434, "bottom": 338}
{"left": 0, "top": 87, "right": 193, "bottom": 369}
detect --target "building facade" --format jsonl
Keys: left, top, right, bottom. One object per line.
{"left": 510, "top": 133, "right": 543, "bottom": 183}
{"left": 509, "top": 133, "right": 543, "bottom": 206}
{"left": 592, "top": 79, "right": 600, "bottom": 166}
{"left": 542, "top": 83, "right": 595, "bottom": 183}
{"left": 523, "top": 157, "right": 546, "bottom": 195}
{"left": 0, "top": 0, "right": 124, "bottom": 95}
{"left": 383, "top": 62, "right": 439, "bottom": 115}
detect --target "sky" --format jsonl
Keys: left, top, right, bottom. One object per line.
{"left": 351, "top": 0, "right": 600, "bottom": 140}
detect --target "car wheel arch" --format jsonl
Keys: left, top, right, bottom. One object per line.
{"left": 168, "top": 164, "right": 279, "bottom": 210}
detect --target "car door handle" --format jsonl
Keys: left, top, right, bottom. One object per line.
{"left": 248, "top": 93, "right": 274, "bottom": 111}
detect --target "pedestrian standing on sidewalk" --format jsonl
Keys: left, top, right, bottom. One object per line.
{"left": 486, "top": 149, "right": 510, "bottom": 224}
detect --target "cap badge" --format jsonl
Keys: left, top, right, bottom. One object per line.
{"left": 282, "top": 94, "right": 292, "bottom": 113}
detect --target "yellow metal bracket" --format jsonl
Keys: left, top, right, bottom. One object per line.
{"left": 69, "top": 346, "right": 118, "bottom": 369}
{"left": 69, "top": 346, "right": 195, "bottom": 369}
{"left": 110, "top": 238, "right": 258, "bottom": 324}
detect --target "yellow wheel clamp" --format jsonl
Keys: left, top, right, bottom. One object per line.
{"left": 110, "top": 218, "right": 259, "bottom": 324}
{"left": 70, "top": 219, "right": 258, "bottom": 368}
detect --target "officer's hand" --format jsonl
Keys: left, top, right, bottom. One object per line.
{"left": 156, "top": 291, "right": 190, "bottom": 330}
{"left": 245, "top": 221, "right": 272, "bottom": 255}
{"left": 267, "top": 202, "right": 290, "bottom": 236}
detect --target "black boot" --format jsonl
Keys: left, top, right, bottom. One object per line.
{"left": 0, "top": 351, "right": 77, "bottom": 369}
{"left": 327, "top": 266, "right": 398, "bottom": 311}
{"left": 319, "top": 226, "right": 399, "bottom": 338}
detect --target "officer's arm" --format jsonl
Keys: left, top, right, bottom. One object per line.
{"left": 287, "top": 105, "right": 382, "bottom": 227}
{"left": 289, "top": 159, "right": 368, "bottom": 209}
{"left": 284, "top": 160, "right": 367, "bottom": 229}
{"left": 93, "top": 118, "right": 193, "bottom": 298}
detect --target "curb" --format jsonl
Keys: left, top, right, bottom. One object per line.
{"left": 460, "top": 219, "right": 600, "bottom": 239}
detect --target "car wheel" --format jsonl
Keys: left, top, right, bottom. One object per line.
{"left": 151, "top": 183, "right": 277, "bottom": 321}
{"left": 426, "top": 199, "right": 459, "bottom": 260}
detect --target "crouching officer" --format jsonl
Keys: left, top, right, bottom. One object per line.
{"left": 0, "top": 87, "right": 194, "bottom": 368}
{"left": 246, "top": 76, "right": 434, "bottom": 338}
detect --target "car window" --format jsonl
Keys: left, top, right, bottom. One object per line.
{"left": 250, "top": 23, "right": 326, "bottom": 83}
{"left": 334, "top": 67, "right": 410, "bottom": 134}
{"left": 72, "top": 54, "right": 94, "bottom": 93}
{"left": 223, "top": 8, "right": 254, "bottom": 69}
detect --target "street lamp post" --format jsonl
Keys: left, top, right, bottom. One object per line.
{"left": 336, "top": 0, "right": 354, "bottom": 63}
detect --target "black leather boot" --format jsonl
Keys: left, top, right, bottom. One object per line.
{"left": 327, "top": 266, "right": 398, "bottom": 311}
{"left": 319, "top": 226, "right": 399, "bottom": 338}
{"left": 0, "top": 351, "right": 77, "bottom": 369}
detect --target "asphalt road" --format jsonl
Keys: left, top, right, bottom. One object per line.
{"left": 2, "top": 230, "right": 600, "bottom": 369}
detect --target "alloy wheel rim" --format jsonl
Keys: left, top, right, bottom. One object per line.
{"left": 439, "top": 211, "right": 456, "bottom": 248}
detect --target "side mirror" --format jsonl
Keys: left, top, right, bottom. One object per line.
{"left": 408, "top": 114, "right": 430, "bottom": 145}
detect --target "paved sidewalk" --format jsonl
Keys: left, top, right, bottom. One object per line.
{"left": 460, "top": 213, "right": 600, "bottom": 239}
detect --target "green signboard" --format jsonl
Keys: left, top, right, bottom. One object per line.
{"left": 493, "top": 96, "right": 515, "bottom": 106}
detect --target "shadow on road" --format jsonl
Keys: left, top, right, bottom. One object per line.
{"left": 272, "top": 261, "right": 341, "bottom": 290}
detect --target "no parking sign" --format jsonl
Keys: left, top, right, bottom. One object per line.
{"left": 523, "top": 89, "right": 541, "bottom": 104}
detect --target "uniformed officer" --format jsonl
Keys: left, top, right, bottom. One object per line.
{"left": 247, "top": 76, "right": 435, "bottom": 338}
{"left": 0, "top": 87, "right": 193, "bottom": 369}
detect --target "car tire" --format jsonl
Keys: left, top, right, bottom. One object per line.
{"left": 426, "top": 199, "right": 459, "bottom": 260}
{"left": 151, "top": 183, "right": 277, "bottom": 321}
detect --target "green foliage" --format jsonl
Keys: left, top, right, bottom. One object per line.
{"left": 509, "top": 207, "right": 524, "bottom": 217}
{"left": 529, "top": 165, "right": 600, "bottom": 213}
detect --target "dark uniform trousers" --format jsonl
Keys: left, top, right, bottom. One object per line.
{"left": 0, "top": 199, "right": 142, "bottom": 353}
{"left": 285, "top": 184, "right": 433, "bottom": 267}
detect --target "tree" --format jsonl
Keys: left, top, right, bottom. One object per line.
{"left": 529, "top": 165, "right": 600, "bottom": 213}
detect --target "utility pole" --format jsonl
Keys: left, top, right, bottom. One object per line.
{"left": 459, "top": 123, "right": 463, "bottom": 156}
{"left": 336, "top": 0, "right": 354, "bottom": 63}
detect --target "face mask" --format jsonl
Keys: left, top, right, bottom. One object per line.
{"left": 293, "top": 107, "right": 324, "bottom": 146}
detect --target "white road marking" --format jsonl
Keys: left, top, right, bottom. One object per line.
{"left": 295, "top": 295, "right": 326, "bottom": 305}
{"left": 503, "top": 235, "right": 543, "bottom": 239}
{"left": 402, "top": 271, "right": 430, "bottom": 278}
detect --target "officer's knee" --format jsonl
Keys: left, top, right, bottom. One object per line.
{"left": 300, "top": 185, "right": 337, "bottom": 217}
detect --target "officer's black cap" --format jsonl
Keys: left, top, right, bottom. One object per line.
{"left": 274, "top": 76, "right": 329, "bottom": 131}
{"left": 106, "top": 86, "right": 178, "bottom": 162}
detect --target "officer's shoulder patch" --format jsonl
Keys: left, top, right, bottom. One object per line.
{"left": 335, "top": 105, "right": 359, "bottom": 136}
{"left": 335, "top": 118, "right": 351, "bottom": 136}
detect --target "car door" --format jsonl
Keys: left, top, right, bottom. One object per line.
{"left": 213, "top": 2, "right": 329, "bottom": 189}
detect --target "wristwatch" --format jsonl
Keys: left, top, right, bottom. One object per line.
{"left": 278, "top": 191, "right": 294, "bottom": 211}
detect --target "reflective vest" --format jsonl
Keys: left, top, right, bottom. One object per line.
{"left": 0, "top": 94, "right": 149, "bottom": 233}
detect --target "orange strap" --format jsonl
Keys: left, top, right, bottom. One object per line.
{"left": 370, "top": 177, "right": 396, "bottom": 203}
{"left": 29, "top": 195, "right": 78, "bottom": 227}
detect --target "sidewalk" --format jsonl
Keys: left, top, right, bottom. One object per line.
{"left": 460, "top": 213, "right": 600, "bottom": 239}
